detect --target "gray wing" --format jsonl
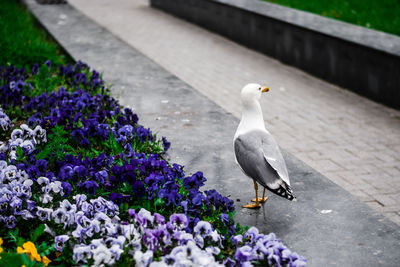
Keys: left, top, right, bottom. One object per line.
{"left": 259, "top": 130, "right": 291, "bottom": 186}
{"left": 234, "top": 130, "right": 294, "bottom": 200}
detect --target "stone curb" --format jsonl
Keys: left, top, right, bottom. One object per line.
{"left": 150, "top": 0, "right": 400, "bottom": 109}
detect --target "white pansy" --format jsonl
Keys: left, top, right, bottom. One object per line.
{"left": 92, "top": 244, "right": 113, "bottom": 266}
{"left": 134, "top": 250, "right": 153, "bottom": 267}
{"left": 50, "top": 181, "right": 63, "bottom": 193}
{"left": 37, "top": 176, "right": 50, "bottom": 185}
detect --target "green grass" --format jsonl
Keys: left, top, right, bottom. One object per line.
{"left": 0, "top": 0, "right": 72, "bottom": 68}
{"left": 263, "top": 0, "right": 400, "bottom": 36}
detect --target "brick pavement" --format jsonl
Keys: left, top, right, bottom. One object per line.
{"left": 69, "top": 0, "right": 400, "bottom": 224}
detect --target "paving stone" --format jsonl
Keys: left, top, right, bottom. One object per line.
{"left": 323, "top": 173, "right": 365, "bottom": 194}
{"left": 384, "top": 166, "right": 400, "bottom": 177}
{"left": 374, "top": 194, "right": 397, "bottom": 207}
{"left": 316, "top": 159, "right": 343, "bottom": 172}
{"left": 385, "top": 213, "right": 400, "bottom": 225}
{"left": 381, "top": 206, "right": 400, "bottom": 213}
{"left": 353, "top": 181, "right": 377, "bottom": 192}
{"left": 350, "top": 190, "right": 375, "bottom": 202}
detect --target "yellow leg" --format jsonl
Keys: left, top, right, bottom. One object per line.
{"left": 251, "top": 187, "right": 268, "bottom": 203}
{"left": 243, "top": 180, "right": 262, "bottom": 209}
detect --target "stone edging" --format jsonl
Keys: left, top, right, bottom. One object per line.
{"left": 150, "top": 0, "right": 400, "bottom": 109}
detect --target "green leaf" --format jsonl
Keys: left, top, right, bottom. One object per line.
{"left": 35, "top": 150, "right": 48, "bottom": 160}
{"left": 228, "top": 211, "right": 236, "bottom": 220}
{"left": 30, "top": 224, "right": 46, "bottom": 242}
{"left": 7, "top": 229, "right": 20, "bottom": 244}
{"left": 0, "top": 253, "right": 25, "bottom": 266}
{"left": 16, "top": 146, "right": 24, "bottom": 159}
{"left": 17, "top": 237, "right": 25, "bottom": 247}
{"left": 155, "top": 198, "right": 165, "bottom": 208}
{"left": 43, "top": 246, "right": 55, "bottom": 255}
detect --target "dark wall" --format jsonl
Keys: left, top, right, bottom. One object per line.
{"left": 151, "top": 0, "right": 400, "bottom": 109}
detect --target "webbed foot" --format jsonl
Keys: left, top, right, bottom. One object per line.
{"left": 242, "top": 202, "right": 261, "bottom": 209}
{"left": 251, "top": 196, "right": 268, "bottom": 203}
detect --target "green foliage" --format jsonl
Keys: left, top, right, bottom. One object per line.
{"left": 2, "top": 107, "right": 29, "bottom": 128}
{"left": 264, "top": 0, "right": 400, "bottom": 36}
{"left": 34, "top": 125, "right": 163, "bottom": 165}
{"left": 0, "top": 0, "right": 72, "bottom": 69}
{"left": 36, "top": 125, "right": 73, "bottom": 163}
{"left": 5, "top": 228, "right": 23, "bottom": 247}
{"left": 132, "top": 135, "right": 164, "bottom": 155}
{"left": 0, "top": 253, "right": 29, "bottom": 267}
{"left": 16, "top": 146, "right": 24, "bottom": 160}
{"left": 30, "top": 225, "right": 46, "bottom": 243}
{"left": 27, "top": 65, "right": 65, "bottom": 97}
{"left": 103, "top": 132, "right": 123, "bottom": 156}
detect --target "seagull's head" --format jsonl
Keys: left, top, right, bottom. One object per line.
{"left": 241, "top": 83, "right": 270, "bottom": 102}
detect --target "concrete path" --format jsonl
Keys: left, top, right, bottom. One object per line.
{"left": 25, "top": 0, "right": 400, "bottom": 266}
{"left": 68, "top": 0, "right": 400, "bottom": 225}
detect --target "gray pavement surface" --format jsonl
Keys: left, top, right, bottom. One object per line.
{"left": 68, "top": 0, "right": 400, "bottom": 225}
{"left": 25, "top": 0, "right": 400, "bottom": 266}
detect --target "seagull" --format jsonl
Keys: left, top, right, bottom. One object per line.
{"left": 234, "top": 83, "right": 295, "bottom": 209}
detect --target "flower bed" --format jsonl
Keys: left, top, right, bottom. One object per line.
{"left": 0, "top": 61, "right": 306, "bottom": 266}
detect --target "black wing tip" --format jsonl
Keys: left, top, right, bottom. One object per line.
{"left": 268, "top": 184, "right": 296, "bottom": 201}
{"left": 287, "top": 185, "right": 296, "bottom": 201}
{"left": 286, "top": 192, "right": 296, "bottom": 201}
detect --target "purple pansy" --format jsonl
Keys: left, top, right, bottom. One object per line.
{"left": 55, "top": 235, "right": 70, "bottom": 251}
{"left": 167, "top": 213, "right": 188, "bottom": 231}
{"left": 5, "top": 215, "right": 17, "bottom": 228}
{"left": 79, "top": 180, "right": 99, "bottom": 195}
{"left": 235, "top": 245, "right": 254, "bottom": 262}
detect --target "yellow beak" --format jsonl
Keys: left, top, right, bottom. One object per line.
{"left": 261, "top": 86, "right": 270, "bottom": 93}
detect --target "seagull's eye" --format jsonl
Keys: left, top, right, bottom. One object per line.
{"left": 258, "top": 87, "right": 261, "bottom": 91}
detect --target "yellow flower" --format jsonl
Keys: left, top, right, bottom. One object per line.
{"left": 17, "top": 241, "right": 41, "bottom": 262}
{"left": 42, "top": 256, "right": 51, "bottom": 266}
{"left": 0, "top": 237, "right": 3, "bottom": 254}
{"left": 24, "top": 241, "right": 41, "bottom": 262}
{"left": 17, "top": 246, "right": 24, "bottom": 254}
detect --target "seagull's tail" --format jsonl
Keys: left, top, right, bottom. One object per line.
{"left": 286, "top": 184, "right": 298, "bottom": 201}
{"left": 286, "top": 184, "right": 296, "bottom": 201}
{"left": 267, "top": 182, "right": 296, "bottom": 201}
